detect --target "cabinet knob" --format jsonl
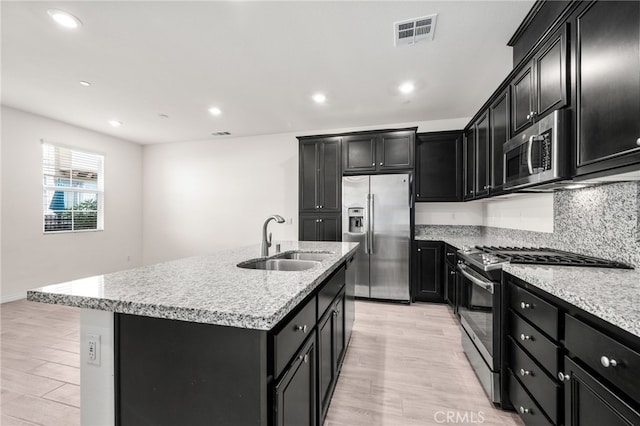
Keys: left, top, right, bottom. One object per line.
{"left": 557, "top": 371, "right": 571, "bottom": 382}
{"left": 319, "top": 205, "right": 323, "bottom": 209}
{"left": 600, "top": 356, "right": 617, "bottom": 368}
{"left": 520, "top": 334, "right": 532, "bottom": 341}
{"left": 519, "top": 368, "right": 531, "bottom": 376}
{"left": 333, "top": 310, "right": 338, "bottom": 317}
{"left": 450, "top": 270, "right": 456, "bottom": 275}
{"left": 372, "top": 162, "right": 375, "bottom": 166}
{"left": 519, "top": 407, "right": 532, "bottom": 415}
{"left": 298, "top": 353, "right": 309, "bottom": 363}
{"left": 417, "top": 193, "right": 420, "bottom": 197}
{"left": 636, "top": 137, "right": 640, "bottom": 146}
{"left": 295, "top": 324, "right": 308, "bottom": 333}
{"left": 520, "top": 301, "right": 531, "bottom": 309}
{"left": 418, "top": 248, "right": 421, "bottom": 252}
{"left": 379, "top": 162, "right": 383, "bottom": 166}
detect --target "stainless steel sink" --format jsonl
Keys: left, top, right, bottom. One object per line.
{"left": 275, "top": 251, "right": 333, "bottom": 262}
{"left": 237, "top": 258, "right": 320, "bottom": 271}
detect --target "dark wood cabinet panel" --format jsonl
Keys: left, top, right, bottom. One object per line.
{"left": 490, "top": 89, "right": 509, "bottom": 193}
{"left": 318, "top": 292, "right": 346, "bottom": 422}
{"left": 475, "top": 111, "right": 491, "bottom": 198}
{"left": 342, "top": 135, "right": 376, "bottom": 173}
{"left": 319, "top": 140, "right": 341, "bottom": 211}
{"left": 413, "top": 241, "right": 443, "bottom": 303}
{"left": 415, "top": 131, "right": 463, "bottom": 202}
{"left": 443, "top": 261, "right": 457, "bottom": 307}
{"left": 299, "top": 214, "right": 341, "bottom": 242}
{"left": 299, "top": 138, "right": 341, "bottom": 213}
{"left": 377, "top": 131, "right": 414, "bottom": 170}
{"left": 464, "top": 128, "right": 475, "bottom": 200}
{"left": 511, "top": 65, "right": 535, "bottom": 135}
{"left": 535, "top": 26, "right": 567, "bottom": 118}
{"left": 574, "top": 0, "right": 640, "bottom": 175}
{"left": 300, "top": 141, "right": 319, "bottom": 211}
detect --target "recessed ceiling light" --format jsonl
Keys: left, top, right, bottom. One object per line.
{"left": 79, "top": 81, "right": 91, "bottom": 87}
{"left": 108, "top": 120, "right": 122, "bottom": 127}
{"left": 208, "top": 107, "right": 222, "bottom": 116}
{"left": 312, "top": 93, "right": 327, "bottom": 104}
{"left": 399, "top": 82, "right": 415, "bottom": 94}
{"left": 47, "top": 9, "right": 82, "bottom": 29}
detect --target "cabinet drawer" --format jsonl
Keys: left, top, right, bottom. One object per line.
{"left": 509, "top": 284, "right": 559, "bottom": 341}
{"left": 444, "top": 244, "right": 458, "bottom": 266}
{"left": 509, "top": 338, "right": 560, "bottom": 424}
{"left": 317, "top": 267, "right": 345, "bottom": 319}
{"left": 274, "top": 296, "right": 317, "bottom": 378}
{"left": 510, "top": 311, "right": 560, "bottom": 377}
{"left": 509, "top": 372, "right": 553, "bottom": 426}
{"left": 565, "top": 315, "right": 640, "bottom": 401}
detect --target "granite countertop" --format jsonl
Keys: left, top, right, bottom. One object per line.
{"left": 27, "top": 241, "right": 359, "bottom": 331}
{"left": 416, "top": 232, "right": 640, "bottom": 339}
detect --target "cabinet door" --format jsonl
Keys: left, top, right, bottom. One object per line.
{"left": 464, "top": 128, "right": 475, "bottom": 200}
{"left": 333, "top": 294, "right": 346, "bottom": 366}
{"left": 317, "top": 215, "right": 341, "bottom": 242}
{"left": 444, "top": 261, "right": 457, "bottom": 307}
{"left": 319, "top": 140, "right": 341, "bottom": 212}
{"left": 511, "top": 63, "right": 535, "bottom": 135}
{"left": 377, "top": 131, "right": 414, "bottom": 170}
{"left": 274, "top": 334, "right": 317, "bottom": 426}
{"left": 343, "top": 135, "right": 376, "bottom": 173}
{"left": 574, "top": 0, "right": 640, "bottom": 175}
{"left": 299, "top": 141, "right": 319, "bottom": 212}
{"left": 563, "top": 356, "right": 640, "bottom": 426}
{"left": 413, "top": 242, "right": 443, "bottom": 303}
{"left": 415, "top": 131, "right": 463, "bottom": 201}
{"left": 475, "top": 111, "right": 490, "bottom": 198}
{"left": 299, "top": 215, "right": 319, "bottom": 241}
{"left": 489, "top": 89, "right": 509, "bottom": 193}
{"left": 317, "top": 311, "right": 334, "bottom": 419}
{"left": 535, "top": 25, "right": 567, "bottom": 118}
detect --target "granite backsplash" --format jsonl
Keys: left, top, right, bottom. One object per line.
{"left": 415, "top": 181, "right": 640, "bottom": 268}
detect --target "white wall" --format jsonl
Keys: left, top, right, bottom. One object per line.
{"left": 1, "top": 106, "right": 143, "bottom": 302}
{"left": 415, "top": 202, "right": 483, "bottom": 226}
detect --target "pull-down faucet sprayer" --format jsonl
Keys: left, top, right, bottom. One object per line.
{"left": 261, "top": 215, "right": 285, "bottom": 257}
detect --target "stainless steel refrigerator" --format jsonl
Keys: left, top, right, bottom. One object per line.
{"left": 342, "top": 174, "right": 410, "bottom": 302}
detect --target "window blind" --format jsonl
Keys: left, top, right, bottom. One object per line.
{"left": 42, "top": 142, "right": 104, "bottom": 232}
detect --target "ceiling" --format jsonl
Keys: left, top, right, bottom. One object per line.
{"left": 1, "top": 1, "right": 535, "bottom": 145}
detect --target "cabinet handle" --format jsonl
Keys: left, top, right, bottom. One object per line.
{"left": 519, "top": 368, "right": 531, "bottom": 376}
{"left": 418, "top": 248, "right": 421, "bottom": 252}
{"left": 519, "top": 407, "right": 532, "bottom": 415}
{"left": 601, "top": 356, "right": 617, "bottom": 368}
{"left": 295, "top": 325, "right": 308, "bottom": 333}
{"left": 372, "top": 162, "right": 375, "bottom": 166}
{"left": 298, "top": 353, "right": 309, "bottom": 363}
{"left": 316, "top": 205, "right": 319, "bottom": 209}
{"left": 557, "top": 371, "right": 571, "bottom": 382}
{"left": 319, "top": 205, "right": 323, "bottom": 209}
{"left": 379, "top": 162, "right": 383, "bottom": 166}
{"left": 636, "top": 138, "right": 640, "bottom": 146}
{"left": 520, "top": 302, "right": 531, "bottom": 309}
{"left": 520, "top": 334, "right": 533, "bottom": 341}
{"left": 319, "top": 219, "right": 323, "bottom": 223}
{"left": 333, "top": 310, "right": 338, "bottom": 317}
{"left": 450, "top": 270, "right": 456, "bottom": 275}
{"left": 417, "top": 193, "right": 420, "bottom": 197}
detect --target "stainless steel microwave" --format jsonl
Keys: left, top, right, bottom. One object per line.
{"left": 503, "top": 109, "right": 568, "bottom": 190}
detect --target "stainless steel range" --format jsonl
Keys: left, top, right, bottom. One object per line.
{"left": 456, "top": 245, "right": 631, "bottom": 406}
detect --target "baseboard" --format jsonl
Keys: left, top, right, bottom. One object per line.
{"left": 1, "top": 292, "right": 26, "bottom": 304}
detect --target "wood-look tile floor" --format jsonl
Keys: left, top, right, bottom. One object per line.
{"left": 1, "top": 299, "right": 524, "bottom": 426}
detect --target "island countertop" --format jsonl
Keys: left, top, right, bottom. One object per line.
{"left": 27, "top": 241, "right": 359, "bottom": 331}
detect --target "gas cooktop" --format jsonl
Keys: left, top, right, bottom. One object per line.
{"left": 458, "top": 245, "right": 632, "bottom": 272}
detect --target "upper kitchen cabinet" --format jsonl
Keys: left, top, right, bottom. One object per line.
{"left": 415, "top": 131, "right": 463, "bottom": 202}
{"left": 571, "top": 0, "right": 640, "bottom": 176}
{"left": 342, "top": 129, "right": 415, "bottom": 174}
{"left": 463, "top": 127, "right": 476, "bottom": 201}
{"left": 489, "top": 88, "right": 510, "bottom": 194}
{"left": 474, "top": 111, "right": 491, "bottom": 198}
{"left": 299, "top": 137, "right": 341, "bottom": 213}
{"left": 511, "top": 24, "right": 568, "bottom": 136}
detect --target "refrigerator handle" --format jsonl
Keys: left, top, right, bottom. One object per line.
{"left": 369, "top": 194, "right": 374, "bottom": 254}
{"left": 408, "top": 174, "right": 413, "bottom": 206}
{"left": 364, "top": 194, "right": 370, "bottom": 254}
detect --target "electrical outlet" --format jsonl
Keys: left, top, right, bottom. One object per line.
{"left": 87, "top": 333, "right": 101, "bottom": 365}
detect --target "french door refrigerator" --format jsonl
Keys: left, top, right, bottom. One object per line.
{"left": 342, "top": 174, "right": 410, "bottom": 302}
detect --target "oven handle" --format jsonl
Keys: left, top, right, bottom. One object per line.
{"left": 458, "top": 264, "right": 494, "bottom": 294}
{"left": 527, "top": 135, "right": 535, "bottom": 175}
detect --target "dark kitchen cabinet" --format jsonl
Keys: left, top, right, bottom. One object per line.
{"left": 489, "top": 89, "right": 509, "bottom": 194}
{"left": 443, "top": 257, "right": 457, "bottom": 308}
{"left": 572, "top": 0, "right": 640, "bottom": 176}
{"left": 475, "top": 111, "right": 491, "bottom": 198}
{"left": 511, "top": 24, "right": 568, "bottom": 135}
{"left": 415, "top": 131, "right": 463, "bottom": 201}
{"left": 299, "top": 214, "right": 341, "bottom": 242}
{"left": 318, "top": 291, "right": 346, "bottom": 420}
{"left": 299, "top": 138, "right": 341, "bottom": 213}
{"left": 464, "top": 128, "right": 475, "bottom": 200}
{"left": 413, "top": 241, "right": 444, "bottom": 303}
{"left": 343, "top": 130, "right": 415, "bottom": 174}
{"left": 274, "top": 332, "right": 317, "bottom": 426}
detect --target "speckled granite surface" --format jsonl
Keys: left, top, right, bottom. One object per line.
{"left": 503, "top": 264, "right": 640, "bottom": 339}
{"left": 27, "top": 241, "right": 358, "bottom": 331}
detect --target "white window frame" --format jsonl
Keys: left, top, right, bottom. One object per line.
{"left": 42, "top": 141, "right": 105, "bottom": 234}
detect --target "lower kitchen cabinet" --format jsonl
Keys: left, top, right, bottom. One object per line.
{"left": 275, "top": 332, "right": 317, "bottom": 426}
{"left": 413, "top": 241, "right": 444, "bottom": 303}
{"left": 443, "top": 243, "right": 458, "bottom": 309}
{"left": 318, "top": 291, "right": 346, "bottom": 420}
{"left": 299, "top": 214, "right": 341, "bottom": 241}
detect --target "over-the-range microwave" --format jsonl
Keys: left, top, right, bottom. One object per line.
{"left": 503, "top": 109, "right": 569, "bottom": 190}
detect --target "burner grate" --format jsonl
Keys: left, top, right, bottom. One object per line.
{"left": 474, "top": 246, "right": 632, "bottom": 269}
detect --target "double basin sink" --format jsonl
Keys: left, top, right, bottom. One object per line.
{"left": 238, "top": 251, "right": 333, "bottom": 271}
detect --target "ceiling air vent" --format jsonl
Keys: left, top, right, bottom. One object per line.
{"left": 394, "top": 14, "right": 437, "bottom": 47}
{"left": 211, "top": 131, "right": 231, "bottom": 136}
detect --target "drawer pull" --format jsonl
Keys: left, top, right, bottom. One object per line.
{"left": 557, "top": 371, "right": 571, "bottom": 382}
{"left": 600, "top": 356, "right": 617, "bottom": 368}
{"left": 520, "top": 334, "right": 533, "bottom": 341}
{"left": 519, "top": 368, "right": 531, "bottom": 376}
{"left": 519, "top": 406, "right": 532, "bottom": 415}
{"left": 295, "top": 325, "right": 308, "bottom": 333}
{"left": 520, "top": 301, "right": 531, "bottom": 309}
{"left": 298, "top": 354, "right": 309, "bottom": 363}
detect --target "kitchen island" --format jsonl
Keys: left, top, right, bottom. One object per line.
{"left": 27, "top": 241, "right": 359, "bottom": 426}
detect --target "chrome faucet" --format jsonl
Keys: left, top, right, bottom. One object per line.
{"left": 261, "top": 215, "right": 285, "bottom": 257}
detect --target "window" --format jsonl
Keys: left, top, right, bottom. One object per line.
{"left": 42, "top": 142, "right": 104, "bottom": 233}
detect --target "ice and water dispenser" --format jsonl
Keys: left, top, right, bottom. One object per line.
{"left": 347, "top": 208, "right": 364, "bottom": 233}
